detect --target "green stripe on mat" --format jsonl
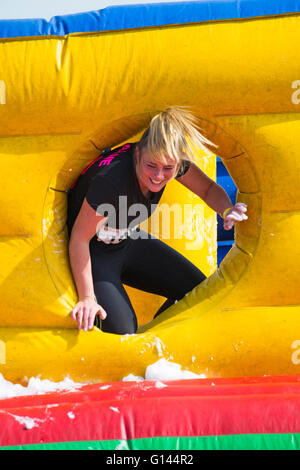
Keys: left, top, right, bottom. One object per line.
{"left": 1, "top": 433, "right": 300, "bottom": 450}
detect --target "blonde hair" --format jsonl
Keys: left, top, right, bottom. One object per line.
{"left": 138, "top": 106, "right": 217, "bottom": 169}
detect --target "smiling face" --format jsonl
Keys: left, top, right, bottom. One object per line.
{"left": 135, "top": 146, "right": 179, "bottom": 197}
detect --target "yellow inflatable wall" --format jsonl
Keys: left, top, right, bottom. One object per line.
{"left": 0, "top": 8, "right": 299, "bottom": 383}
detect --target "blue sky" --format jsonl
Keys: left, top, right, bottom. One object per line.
{"left": 0, "top": 0, "right": 179, "bottom": 20}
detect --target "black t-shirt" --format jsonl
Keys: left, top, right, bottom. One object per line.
{"left": 67, "top": 143, "right": 190, "bottom": 241}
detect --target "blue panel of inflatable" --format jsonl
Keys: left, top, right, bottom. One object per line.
{"left": 1, "top": 0, "right": 300, "bottom": 38}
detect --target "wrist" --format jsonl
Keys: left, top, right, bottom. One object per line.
{"left": 80, "top": 295, "right": 95, "bottom": 301}
{"left": 222, "top": 207, "right": 232, "bottom": 219}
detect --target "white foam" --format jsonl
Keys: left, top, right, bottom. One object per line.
{"left": 0, "top": 373, "right": 83, "bottom": 400}
{"left": 109, "top": 406, "right": 120, "bottom": 413}
{"left": 122, "top": 358, "right": 206, "bottom": 383}
{"left": 3, "top": 412, "right": 43, "bottom": 430}
{"left": 155, "top": 380, "right": 167, "bottom": 389}
{"left": 145, "top": 358, "right": 206, "bottom": 381}
{"left": 122, "top": 373, "right": 144, "bottom": 382}
{"left": 0, "top": 359, "right": 205, "bottom": 400}
{"left": 154, "top": 337, "right": 165, "bottom": 357}
{"left": 115, "top": 440, "right": 128, "bottom": 450}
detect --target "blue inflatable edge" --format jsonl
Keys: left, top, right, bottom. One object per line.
{"left": 0, "top": 0, "right": 300, "bottom": 39}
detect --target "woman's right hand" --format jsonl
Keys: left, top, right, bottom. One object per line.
{"left": 71, "top": 297, "right": 107, "bottom": 331}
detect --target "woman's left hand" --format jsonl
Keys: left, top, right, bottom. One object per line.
{"left": 223, "top": 203, "right": 248, "bottom": 230}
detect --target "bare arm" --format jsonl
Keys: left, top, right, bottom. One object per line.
{"left": 177, "top": 163, "right": 248, "bottom": 229}
{"left": 69, "top": 198, "right": 107, "bottom": 330}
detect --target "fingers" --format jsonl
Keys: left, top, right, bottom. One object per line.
{"left": 235, "top": 202, "right": 247, "bottom": 211}
{"left": 87, "top": 310, "right": 95, "bottom": 331}
{"left": 224, "top": 222, "right": 234, "bottom": 230}
{"left": 226, "top": 211, "right": 248, "bottom": 222}
{"left": 98, "top": 308, "right": 107, "bottom": 321}
{"left": 71, "top": 306, "right": 78, "bottom": 323}
{"left": 223, "top": 203, "right": 248, "bottom": 230}
{"left": 71, "top": 305, "right": 86, "bottom": 330}
{"left": 71, "top": 300, "right": 107, "bottom": 332}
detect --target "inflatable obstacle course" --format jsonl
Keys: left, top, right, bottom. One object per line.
{"left": 0, "top": 0, "right": 300, "bottom": 450}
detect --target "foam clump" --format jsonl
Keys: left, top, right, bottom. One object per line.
{"left": 145, "top": 358, "right": 206, "bottom": 381}
{"left": 0, "top": 359, "right": 205, "bottom": 399}
{"left": 122, "top": 358, "right": 206, "bottom": 382}
{"left": 0, "top": 373, "right": 83, "bottom": 400}
{"left": 122, "top": 373, "right": 144, "bottom": 382}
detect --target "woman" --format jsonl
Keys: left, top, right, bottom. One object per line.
{"left": 67, "top": 107, "right": 247, "bottom": 334}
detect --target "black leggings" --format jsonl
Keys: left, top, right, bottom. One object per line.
{"left": 88, "top": 229, "right": 206, "bottom": 335}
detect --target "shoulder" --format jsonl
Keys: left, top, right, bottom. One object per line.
{"left": 97, "top": 143, "right": 135, "bottom": 174}
{"left": 86, "top": 143, "right": 136, "bottom": 206}
{"left": 99, "top": 143, "right": 134, "bottom": 166}
{"left": 100, "top": 143, "right": 135, "bottom": 186}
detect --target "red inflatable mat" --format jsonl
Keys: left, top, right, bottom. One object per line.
{"left": 1, "top": 374, "right": 300, "bottom": 450}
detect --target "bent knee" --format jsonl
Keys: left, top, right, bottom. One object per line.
{"left": 177, "top": 272, "right": 206, "bottom": 299}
